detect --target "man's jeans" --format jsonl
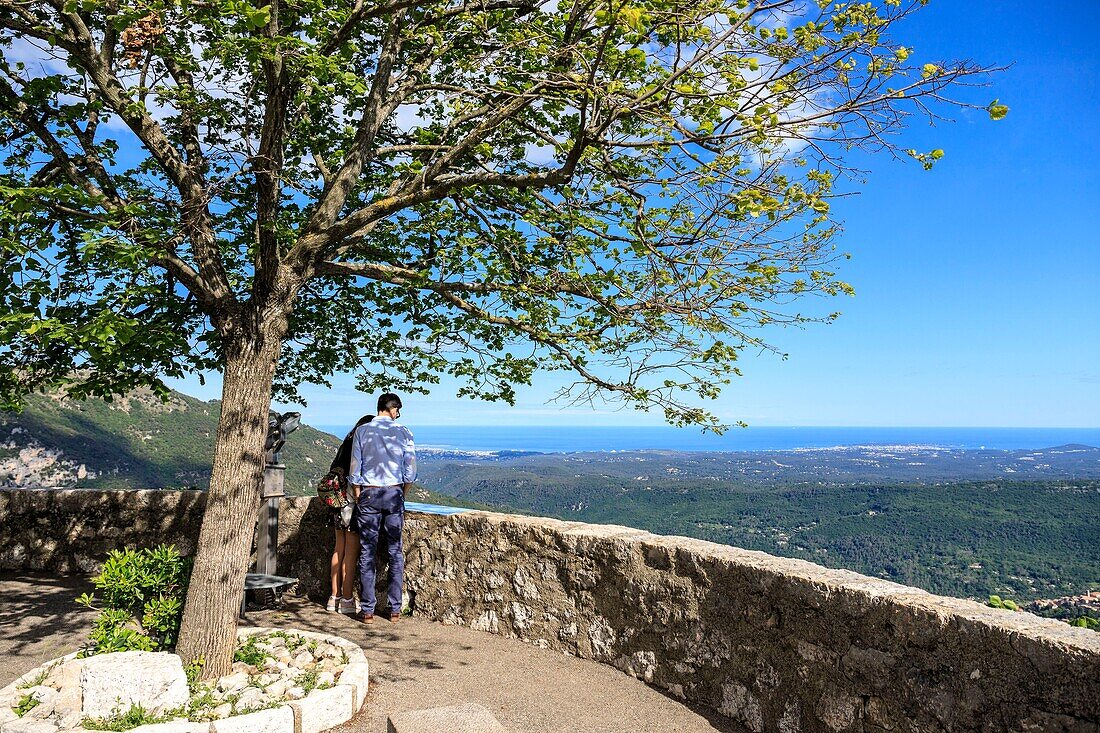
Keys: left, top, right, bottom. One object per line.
{"left": 356, "top": 485, "right": 405, "bottom": 616}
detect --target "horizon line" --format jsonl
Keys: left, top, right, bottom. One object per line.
{"left": 310, "top": 423, "right": 1100, "bottom": 430}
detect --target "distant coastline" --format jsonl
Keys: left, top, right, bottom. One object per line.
{"left": 314, "top": 424, "right": 1100, "bottom": 454}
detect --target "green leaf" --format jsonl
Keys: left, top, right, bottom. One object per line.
{"left": 987, "top": 99, "right": 1009, "bottom": 121}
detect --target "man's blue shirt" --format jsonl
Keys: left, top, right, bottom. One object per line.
{"left": 348, "top": 416, "right": 417, "bottom": 487}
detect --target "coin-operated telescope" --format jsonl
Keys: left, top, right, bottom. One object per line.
{"left": 256, "top": 411, "right": 302, "bottom": 575}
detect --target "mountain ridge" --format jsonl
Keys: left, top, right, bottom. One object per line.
{"left": 0, "top": 386, "right": 342, "bottom": 493}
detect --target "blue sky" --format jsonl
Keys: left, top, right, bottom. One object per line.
{"left": 174, "top": 1, "right": 1100, "bottom": 429}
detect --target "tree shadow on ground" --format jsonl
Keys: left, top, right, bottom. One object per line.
{"left": 0, "top": 573, "right": 96, "bottom": 686}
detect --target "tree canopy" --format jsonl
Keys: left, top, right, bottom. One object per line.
{"left": 1, "top": 0, "right": 1003, "bottom": 429}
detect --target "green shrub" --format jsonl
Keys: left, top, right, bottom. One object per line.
{"left": 77, "top": 545, "right": 192, "bottom": 655}
{"left": 1070, "top": 616, "right": 1099, "bottom": 631}
{"left": 987, "top": 595, "right": 1020, "bottom": 611}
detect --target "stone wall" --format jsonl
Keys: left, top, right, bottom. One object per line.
{"left": 0, "top": 488, "right": 205, "bottom": 572}
{"left": 2, "top": 489, "right": 1099, "bottom": 732}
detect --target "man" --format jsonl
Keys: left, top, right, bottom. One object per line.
{"left": 348, "top": 392, "right": 417, "bottom": 624}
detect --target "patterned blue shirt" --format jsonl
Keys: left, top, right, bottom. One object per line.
{"left": 348, "top": 416, "right": 417, "bottom": 487}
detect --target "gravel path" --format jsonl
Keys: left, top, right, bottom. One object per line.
{"left": 1, "top": 574, "right": 741, "bottom": 733}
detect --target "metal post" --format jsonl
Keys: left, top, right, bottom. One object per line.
{"left": 256, "top": 453, "right": 285, "bottom": 575}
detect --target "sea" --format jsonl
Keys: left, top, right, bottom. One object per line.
{"left": 313, "top": 425, "right": 1100, "bottom": 454}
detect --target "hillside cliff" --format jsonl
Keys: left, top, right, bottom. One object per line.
{"left": 0, "top": 387, "right": 341, "bottom": 494}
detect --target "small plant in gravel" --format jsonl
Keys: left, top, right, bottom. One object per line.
{"left": 294, "top": 670, "right": 319, "bottom": 694}
{"left": 270, "top": 631, "right": 306, "bottom": 652}
{"left": 184, "top": 658, "right": 205, "bottom": 692}
{"left": 184, "top": 686, "right": 220, "bottom": 722}
{"left": 223, "top": 692, "right": 242, "bottom": 712}
{"left": 13, "top": 692, "right": 41, "bottom": 717}
{"left": 83, "top": 704, "right": 174, "bottom": 731}
{"left": 234, "top": 700, "right": 282, "bottom": 716}
{"left": 17, "top": 662, "right": 58, "bottom": 690}
{"left": 233, "top": 636, "right": 269, "bottom": 666}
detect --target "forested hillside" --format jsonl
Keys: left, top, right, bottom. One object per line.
{"left": 0, "top": 388, "right": 340, "bottom": 493}
{"left": 415, "top": 447, "right": 1100, "bottom": 602}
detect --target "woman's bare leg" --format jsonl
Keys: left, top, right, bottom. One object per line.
{"left": 331, "top": 529, "right": 346, "bottom": 598}
{"left": 340, "top": 530, "right": 360, "bottom": 600}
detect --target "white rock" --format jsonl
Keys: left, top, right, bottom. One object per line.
{"left": 291, "top": 652, "right": 312, "bottom": 669}
{"left": 230, "top": 662, "right": 253, "bottom": 675}
{"left": 315, "top": 672, "right": 335, "bottom": 689}
{"left": 216, "top": 673, "right": 249, "bottom": 694}
{"left": 265, "top": 636, "right": 286, "bottom": 648}
{"left": 57, "top": 658, "right": 84, "bottom": 692}
{"left": 314, "top": 644, "right": 339, "bottom": 661}
{"left": 0, "top": 717, "right": 57, "bottom": 733}
{"left": 212, "top": 704, "right": 233, "bottom": 719}
{"left": 55, "top": 708, "right": 84, "bottom": 730}
{"left": 210, "top": 705, "right": 293, "bottom": 733}
{"left": 284, "top": 687, "right": 305, "bottom": 701}
{"left": 263, "top": 681, "right": 288, "bottom": 701}
{"left": 233, "top": 687, "right": 265, "bottom": 713}
{"left": 289, "top": 686, "right": 353, "bottom": 733}
{"left": 255, "top": 675, "right": 279, "bottom": 688}
{"left": 53, "top": 668, "right": 82, "bottom": 719}
{"left": 80, "top": 651, "right": 189, "bottom": 719}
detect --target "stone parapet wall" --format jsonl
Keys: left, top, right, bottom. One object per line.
{"left": 401, "top": 512, "right": 1100, "bottom": 733}
{"left": 0, "top": 488, "right": 206, "bottom": 573}
{"left": 2, "top": 489, "right": 1098, "bottom": 732}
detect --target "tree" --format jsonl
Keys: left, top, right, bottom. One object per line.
{"left": 0, "top": 0, "right": 1003, "bottom": 676}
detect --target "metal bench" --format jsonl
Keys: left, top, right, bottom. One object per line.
{"left": 241, "top": 572, "right": 298, "bottom": 617}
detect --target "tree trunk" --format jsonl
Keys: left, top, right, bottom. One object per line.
{"left": 175, "top": 322, "right": 282, "bottom": 679}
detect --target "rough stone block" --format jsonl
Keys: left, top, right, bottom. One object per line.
{"left": 386, "top": 703, "right": 508, "bottom": 733}
{"left": 210, "top": 706, "right": 293, "bottom": 733}
{"left": 289, "top": 685, "right": 354, "bottom": 733}
{"left": 337, "top": 662, "right": 369, "bottom": 711}
{"left": 0, "top": 718, "right": 57, "bottom": 733}
{"left": 80, "top": 651, "right": 189, "bottom": 719}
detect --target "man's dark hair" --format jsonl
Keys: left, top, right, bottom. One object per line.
{"left": 377, "top": 393, "right": 402, "bottom": 413}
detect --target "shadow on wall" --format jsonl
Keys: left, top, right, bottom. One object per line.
{"left": 0, "top": 489, "right": 205, "bottom": 573}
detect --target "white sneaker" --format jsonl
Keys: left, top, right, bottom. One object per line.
{"left": 339, "top": 597, "right": 360, "bottom": 614}
{"left": 326, "top": 595, "right": 338, "bottom": 612}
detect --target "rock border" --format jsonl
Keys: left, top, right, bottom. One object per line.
{"left": 0, "top": 628, "right": 369, "bottom": 733}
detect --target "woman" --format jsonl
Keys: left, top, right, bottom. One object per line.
{"left": 326, "top": 414, "right": 373, "bottom": 613}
